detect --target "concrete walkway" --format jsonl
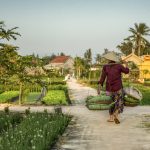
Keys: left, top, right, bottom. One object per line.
{"left": 0, "top": 78, "right": 150, "bottom": 150}
{"left": 53, "top": 78, "right": 150, "bottom": 150}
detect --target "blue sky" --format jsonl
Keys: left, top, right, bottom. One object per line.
{"left": 1, "top": 0, "right": 150, "bottom": 58}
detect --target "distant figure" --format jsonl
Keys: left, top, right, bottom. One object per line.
{"left": 72, "top": 72, "right": 75, "bottom": 78}
{"left": 97, "top": 52, "right": 129, "bottom": 124}
{"left": 63, "top": 74, "right": 70, "bottom": 81}
{"left": 37, "top": 86, "right": 47, "bottom": 101}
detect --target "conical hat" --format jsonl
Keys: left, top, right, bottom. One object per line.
{"left": 102, "top": 52, "right": 120, "bottom": 62}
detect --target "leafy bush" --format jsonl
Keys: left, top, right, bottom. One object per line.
{"left": 42, "top": 90, "right": 67, "bottom": 105}
{"left": 0, "top": 91, "right": 19, "bottom": 103}
{"left": 0, "top": 113, "right": 70, "bottom": 150}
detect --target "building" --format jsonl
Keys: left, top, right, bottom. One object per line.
{"left": 122, "top": 53, "right": 150, "bottom": 81}
{"left": 44, "top": 56, "right": 74, "bottom": 75}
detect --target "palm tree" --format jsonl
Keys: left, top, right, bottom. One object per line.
{"left": 117, "top": 41, "right": 133, "bottom": 55}
{"left": 74, "top": 56, "right": 85, "bottom": 79}
{"left": 0, "top": 21, "right": 21, "bottom": 41}
{"left": 0, "top": 21, "right": 21, "bottom": 77}
{"left": 84, "top": 49, "right": 93, "bottom": 80}
{"left": 143, "top": 69, "right": 149, "bottom": 79}
{"left": 84, "top": 48, "right": 92, "bottom": 64}
{"left": 95, "top": 54, "right": 102, "bottom": 64}
{"left": 142, "top": 41, "right": 150, "bottom": 55}
{"left": 128, "top": 23, "right": 150, "bottom": 56}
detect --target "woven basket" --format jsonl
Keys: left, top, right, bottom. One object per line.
{"left": 124, "top": 102, "right": 139, "bottom": 107}
{"left": 123, "top": 86, "right": 142, "bottom": 100}
{"left": 87, "top": 104, "right": 110, "bottom": 110}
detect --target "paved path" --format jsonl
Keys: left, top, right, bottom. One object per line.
{"left": 53, "top": 78, "right": 150, "bottom": 150}
{"left": 0, "top": 78, "right": 150, "bottom": 150}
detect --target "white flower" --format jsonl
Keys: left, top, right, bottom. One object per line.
{"left": 32, "top": 146, "right": 36, "bottom": 149}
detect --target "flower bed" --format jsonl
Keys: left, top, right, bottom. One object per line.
{"left": 0, "top": 112, "right": 23, "bottom": 133}
{"left": 0, "top": 112, "right": 70, "bottom": 150}
{"left": 42, "top": 90, "right": 67, "bottom": 105}
{"left": 0, "top": 91, "right": 19, "bottom": 103}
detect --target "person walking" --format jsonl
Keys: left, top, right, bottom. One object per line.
{"left": 97, "top": 52, "right": 129, "bottom": 124}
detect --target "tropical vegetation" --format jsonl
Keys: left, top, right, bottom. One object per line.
{"left": 117, "top": 23, "right": 150, "bottom": 56}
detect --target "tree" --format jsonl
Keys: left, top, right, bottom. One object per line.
{"left": 0, "top": 21, "right": 20, "bottom": 41}
{"left": 117, "top": 41, "right": 133, "bottom": 55}
{"left": 60, "top": 52, "right": 65, "bottom": 56}
{"left": 42, "top": 54, "right": 56, "bottom": 65}
{"left": 128, "top": 23, "right": 150, "bottom": 56}
{"left": 143, "top": 69, "right": 149, "bottom": 79}
{"left": 74, "top": 56, "right": 85, "bottom": 79}
{"left": 0, "top": 44, "right": 19, "bottom": 92}
{"left": 95, "top": 54, "right": 102, "bottom": 64}
{"left": 103, "top": 48, "right": 109, "bottom": 55}
{"left": 142, "top": 41, "right": 150, "bottom": 55}
{"left": 0, "top": 21, "right": 45, "bottom": 104}
{"left": 84, "top": 49, "right": 93, "bottom": 80}
{"left": 15, "top": 55, "right": 44, "bottom": 104}
{"left": 0, "top": 21, "right": 20, "bottom": 80}
{"left": 84, "top": 48, "right": 92, "bottom": 65}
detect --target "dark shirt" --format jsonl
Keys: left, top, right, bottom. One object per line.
{"left": 98, "top": 63, "right": 129, "bottom": 92}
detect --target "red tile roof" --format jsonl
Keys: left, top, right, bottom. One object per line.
{"left": 50, "top": 56, "right": 70, "bottom": 63}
